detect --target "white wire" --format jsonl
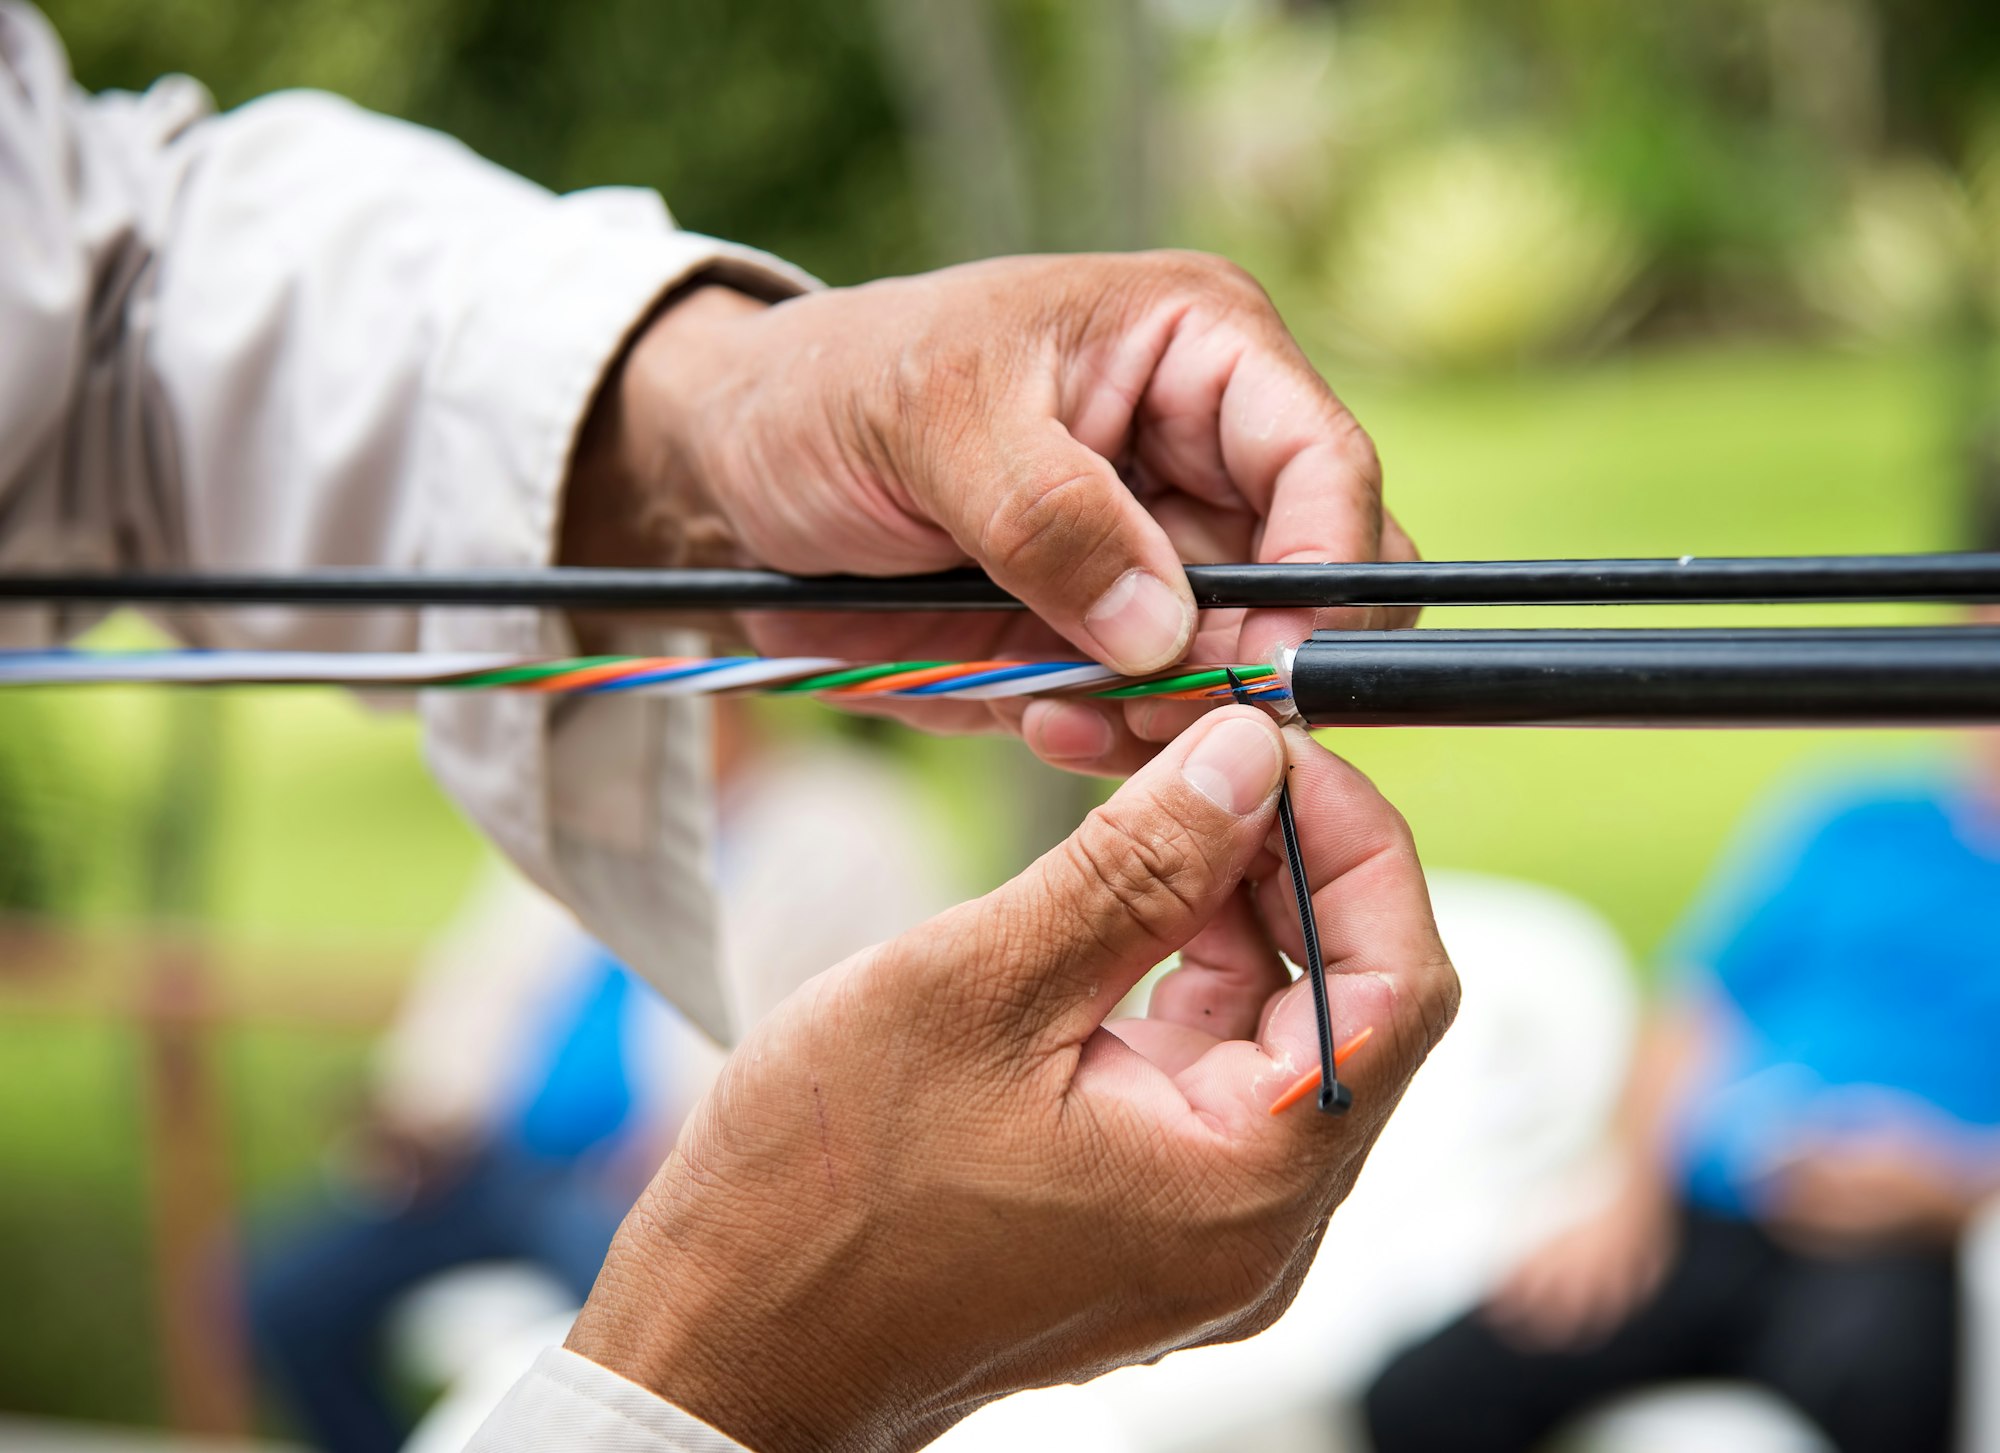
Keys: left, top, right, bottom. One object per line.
{"left": 617, "top": 658, "right": 848, "bottom": 694}
{"left": 946, "top": 665, "right": 1123, "bottom": 699}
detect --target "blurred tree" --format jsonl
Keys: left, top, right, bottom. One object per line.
{"left": 42, "top": 0, "right": 2000, "bottom": 342}
{"left": 44, "top": 0, "right": 926, "bottom": 283}
{"left": 1169, "top": 0, "right": 2000, "bottom": 363}
{"left": 872, "top": 0, "right": 1033, "bottom": 259}
{"left": 1877, "top": 0, "right": 2000, "bottom": 159}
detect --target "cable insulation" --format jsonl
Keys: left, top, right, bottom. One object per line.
{"left": 4, "top": 553, "right": 2000, "bottom": 611}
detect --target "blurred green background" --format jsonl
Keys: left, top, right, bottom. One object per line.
{"left": 7, "top": 0, "right": 2000, "bottom": 1434}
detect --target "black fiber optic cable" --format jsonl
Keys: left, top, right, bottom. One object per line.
{"left": 4, "top": 552, "right": 2000, "bottom": 612}
{"left": 1283, "top": 627, "right": 2000, "bottom": 728}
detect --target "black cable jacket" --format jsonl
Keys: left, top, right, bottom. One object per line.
{"left": 4, "top": 553, "right": 2000, "bottom": 611}
{"left": 1287, "top": 627, "right": 2000, "bottom": 727}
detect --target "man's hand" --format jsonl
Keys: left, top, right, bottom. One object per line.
{"left": 566, "top": 708, "right": 1457, "bottom": 1452}
{"left": 566, "top": 254, "right": 1417, "bottom": 774}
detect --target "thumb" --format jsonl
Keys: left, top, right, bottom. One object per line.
{"left": 943, "top": 410, "right": 1196, "bottom": 675}
{"left": 912, "top": 707, "right": 1285, "bottom": 1051}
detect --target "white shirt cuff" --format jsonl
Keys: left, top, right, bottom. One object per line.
{"left": 468, "top": 1346, "right": 753, "bottom": 1452}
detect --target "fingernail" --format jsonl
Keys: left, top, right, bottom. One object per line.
{"left": 1084, "top": 569, "right": 1192, "bottom": 675}
{"left": 1030, "top": 700, "right": 1116, "bottom": 761}
{"left": 1181, "top": 715, "right": 1282, "bottom": 815}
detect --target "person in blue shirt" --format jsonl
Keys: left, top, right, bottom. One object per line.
{"left": 1367, "top": 627, "right": 2000, "bottom": 1453}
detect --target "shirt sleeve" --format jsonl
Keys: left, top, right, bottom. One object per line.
{"left": 0, "top": 1, "right": 815, "bottom": 1038}
{"left": 467, "top": 1348, "right": 752, "bottom": 1453}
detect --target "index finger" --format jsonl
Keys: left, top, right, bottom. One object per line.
{"left": 1131, "top": 308, "right": 1388, "bottom": 662}
{"left": 1218, "top": 344, "right": 1388, "bottom": 667}
{"left": 1109, "top": 263, "right": 1388, "bottom": 663}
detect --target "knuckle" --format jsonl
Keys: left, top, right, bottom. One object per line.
{"left": 1381, "top": 801, "right": 1418, "bottom": 855}
{"left": 1417, "top": 947, "right": 1463, "bottom": 1050}
{"left": 977, "top": 468, "right": 1120, "bottom": 580}
{"left": 1153, "top": 248, "right": 1266, "bottom": 303}
{"left": 1330, "top": 411, "right": 1384, "bottom": 493}
{"left": 1379, "top": 945, "right": 1460, "bottom": 1086}
{"left": 1061, "top": 797, "right": 1219, "bottom": 954}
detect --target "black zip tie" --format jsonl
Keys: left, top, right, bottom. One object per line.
{"left": 1224, "top": 669, "right": 1350, "bottom": 1115}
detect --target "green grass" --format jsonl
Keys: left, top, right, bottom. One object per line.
{"left": 0, "top": 1019, "right": 158, "bottom": 1421}
{"left": 0, "top": 683, "right": 482, "bottom": 1423}
{"left": 0, "top": 340, "right": 1972, "bottom": 1423}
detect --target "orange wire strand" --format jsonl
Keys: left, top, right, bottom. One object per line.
{"left": 522, "top": 657, "right": 691, "bottom": 692}
{"left": 830, "top": 660, "right": 1023, "bottom": 696}
{"left": 1267, "top": 1027, "right": 1375, "bottom": 1116}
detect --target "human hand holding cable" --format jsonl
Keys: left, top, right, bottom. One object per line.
{"left": 565, "top": 708, "right": 1456, "bottom": 1451}
{"left": 563, "top": 253, "right": 1416, "bottom": 774}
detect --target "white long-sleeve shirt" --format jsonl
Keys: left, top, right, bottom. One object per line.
{"left": 2, "top": 4, "right": 799, "bottom": 1443}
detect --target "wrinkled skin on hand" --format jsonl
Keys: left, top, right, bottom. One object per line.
{"left": 568, "top": 252, "right": 1418, "bottom": 774}
{"left": 568, "top": 710, "right": 1459, "bottom": 1452}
